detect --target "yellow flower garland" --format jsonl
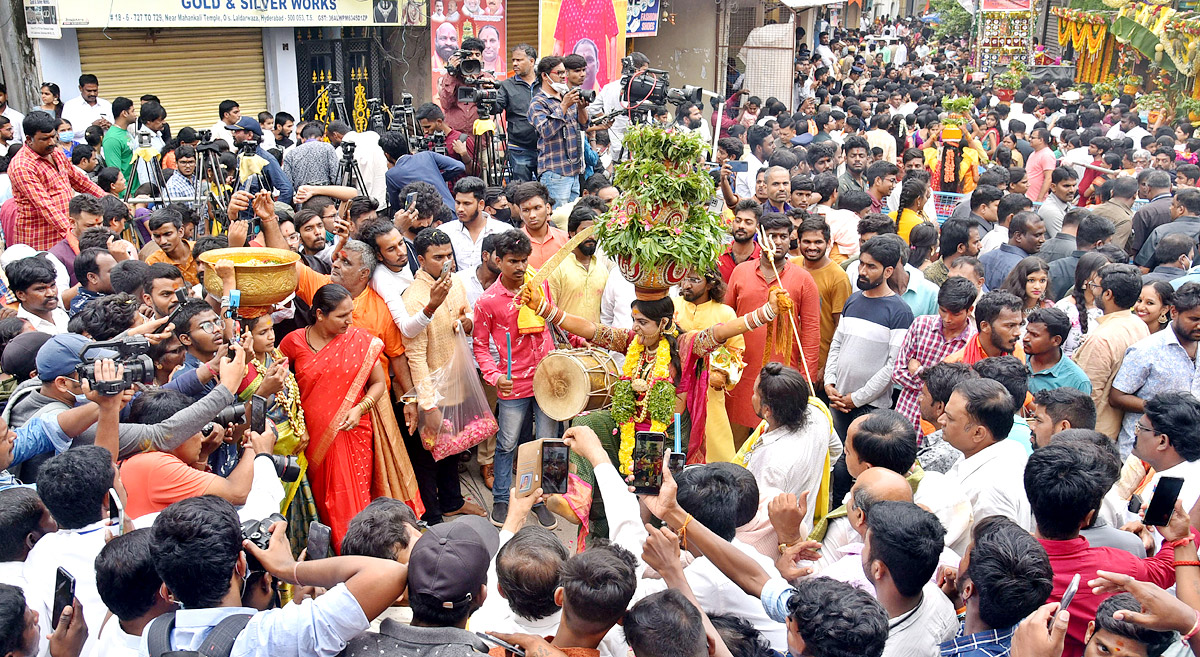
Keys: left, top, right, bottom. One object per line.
{"left": 617, "top": 336, "right": 672, "bottom": 474}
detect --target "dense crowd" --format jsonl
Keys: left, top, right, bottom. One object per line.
{"left": 0, "top": 15, "right": 1200, "bottom": 657}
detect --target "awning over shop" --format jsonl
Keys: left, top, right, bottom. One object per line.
{"left": 779, "top": 0, "right": 844, "bottom": 10}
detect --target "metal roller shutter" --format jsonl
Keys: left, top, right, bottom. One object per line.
{"left": 76, "top": 28, "right": 268, "bottom": 132}
{"left": 507, "top": 0, "right": 539, "bottom": 54}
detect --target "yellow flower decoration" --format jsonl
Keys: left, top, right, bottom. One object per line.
{"left": 617, "top": 337, "right": 673, "bottom": 474}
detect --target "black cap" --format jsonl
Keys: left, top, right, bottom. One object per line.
{"left": 407, "top": 516, "right": 499, "bottom": 609}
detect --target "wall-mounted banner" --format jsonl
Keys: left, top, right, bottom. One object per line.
{"left": 25, "top": 0, "right": 61, "bottom": 38}
{"left": 538, "top": 0, "right": 627, "bottom": 92}
{"left": 626, "top": 0, "right": 658, "bottom": 38}
{"left": 54, "top": 0, "right": 427, "bottom": 27}
{"left": 431, "top": 0, "right": 507, "bottom": 102}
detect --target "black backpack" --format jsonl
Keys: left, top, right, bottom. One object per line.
{"left": 146, "top": 611, "right": 253, "bottom": 657}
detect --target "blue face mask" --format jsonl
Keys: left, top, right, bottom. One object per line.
{"left": 58, "top": 130, "right": 74, "bottom": 143}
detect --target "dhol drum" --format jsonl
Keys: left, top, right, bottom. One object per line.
{"left": 534, "top": 348, "right": 620, "bottom": 421}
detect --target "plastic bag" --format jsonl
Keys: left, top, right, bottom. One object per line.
{"left": 403, "top": 325, "right": 498, "bottom": 461}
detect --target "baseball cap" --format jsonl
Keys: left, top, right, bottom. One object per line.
{"left": 36, "top": 333, "right": 116, "bottom": 382}
{"left": 2, "top": 331, "right": 52, "bottom": 380}
{"left": 231, "top": 117, "right": 264, "bottom": 138}
{"left": 407, "top": 515, "right": 499, "bottom": 609}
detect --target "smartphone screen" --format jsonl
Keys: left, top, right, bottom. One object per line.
{"left": 52, "top": 567, "right": 75, "bottom": 630}
{"left": 631, "top": 432, "right": 666, "bottom": 494}
{"left": 306, "top": 521, "right": 332, "bottom": 560}
{"left": 667, "top": 451, "right": 687, "bottom": 478}
{"left": 541, "top": 440, "right": 570, "bottom": 495}
{"left": 1143, "top": 476, "right": 1185, "bottom": 527}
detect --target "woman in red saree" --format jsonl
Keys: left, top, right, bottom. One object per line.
{"left": 279, "top": 283, "right": 389, "bottom": 546}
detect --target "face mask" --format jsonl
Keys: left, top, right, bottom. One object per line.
{"left": 58, "top": 131, "right": 75, "bottom": 143}
{"left": 493, "top": 207, "right": 512, "bottom": 224}
{"left": 550, "top": 82, "right": 569, "bottom": 96}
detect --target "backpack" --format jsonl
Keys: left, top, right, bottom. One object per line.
{"left": 146, "top": 611, "right": 253, "bottom": 657}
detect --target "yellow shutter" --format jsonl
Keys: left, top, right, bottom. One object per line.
{"left": 507, "top": 0, "right": 539, "bottom": 54}
{"left": 76, "top": 28, "right": 267, "bottom": 132}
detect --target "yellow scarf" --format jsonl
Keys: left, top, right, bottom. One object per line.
{"left": 517, "top": 270, "right": 547, "bottom": 334}
{"left": 734, "top": 398, "right": 834, "bottom": 527}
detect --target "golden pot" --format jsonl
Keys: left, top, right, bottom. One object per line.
{"left": 198, "top": 247, "right": 300, "bottom": 307}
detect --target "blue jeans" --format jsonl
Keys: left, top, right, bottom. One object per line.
{"left": 539, "top": 170, "right": 580, "bottom": 209}
{"left": 507, "top": 147, "right": 537, "bottom": 182}
{"left": 493, "top": 396, "right": 560, "bottom": 503}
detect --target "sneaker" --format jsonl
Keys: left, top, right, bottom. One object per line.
{"left": 533, "top": 503, "right": 558, "bottom": 531}
{"left": 490, "top": 501, "right": 508, "bottom": 527}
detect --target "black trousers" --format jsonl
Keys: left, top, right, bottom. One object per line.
{"left": 400, "top": 406, "right": 465, "bottom": 524}
{"left": 830, "top": 405, "right": 872, "bottom": 510}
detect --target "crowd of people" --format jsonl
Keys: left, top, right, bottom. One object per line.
{"left": 1, "top": 14, "right": 1200, "bottom": 657}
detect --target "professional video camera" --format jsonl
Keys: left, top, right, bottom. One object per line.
{"left": 446, "top": 49, "right": 483, "bottom": 78}
{"left": 76, "top": 337, "right": 155, "bottom": 396}
{"left": 239, "top": 139, "right": 260, "bottom": 156}
{"left": 613, "top": 56, "right": 704, "bottom": 123}
{"left": 135, "top": 126, "right": 154, "bottom": 149}
{"left": 456, "top": 83, "right": 500, "bottom": 118}
{"left": 340, "top": 140, "right": 356, "bottom": 158}
{"left": 411, "top": 132, "right": 448, "bottom": 156}
{"left": 198, "top": 129, "right": 213, "bottom": 143}
{"left": 241, "top": 513, "right": 286, "bottom": 571}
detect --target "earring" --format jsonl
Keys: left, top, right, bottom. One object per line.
{"left": 1160, "top": 314, "right": 1169, "bottom": 325}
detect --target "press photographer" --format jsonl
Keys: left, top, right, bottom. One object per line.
{"left": 495, "top": 44, "right": 539, "bottom": 182}
{"left": 144, "top": 496, "right": 408, "bottom": 657}
{"left": 413, "top": 103, "right": 475, "bottom": 171}
{"left": 437, "top": 38, "right": 489, "bottom": 135}
{"left": 529, "top": 56, "right": 588, "bottom": 208}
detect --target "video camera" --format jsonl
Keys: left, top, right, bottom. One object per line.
{"left": 456, "top": 83, "right": 500, "bottom": 118}
{"left": 241, "top": 512, "right": 286, "bottom": 572}
{"left": 135, "top": 126, "right": 154, "bottom": 149}
{"left": 411, "top": 132, "right": 448, "bottom": 156}
{"left": 239, "top": 139, "right": 260, "bottom": 157}
{"left": 446, "top": 49, "right": 483, "bottom": 78}
{"left": 617, "top": 56, "right": 704, "bottom": 119}
{"left": 75, "top": 337, "right": 155, "bottom": 396}
{"left": 340, "top": 140, "right": 356, "bottom": 158}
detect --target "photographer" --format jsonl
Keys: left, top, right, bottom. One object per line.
{"left": 229, "top": 117, "right": 294, "bottom": 206}
{"left": 414, "top": 103, "right": 475, "bottom": 171}
{"left": 120, "top": 386, "right": 282, "bottom": 523}
{"left": 380, "top": 131, "right": 464, "bottom": 214}
{"left": 529, "top": 56, "right": 587, "bottom": 208}
{"left": 438, "top": 38, "right": 488, "bottom": 135}
{"left": 141, "top": 495, "right": 406, "bottom": 656}
{"left": 595, "top": 52, "right": 649, "bottom": 159}
{"left": 496, "top": 44, "right": 540, "bottom": 182}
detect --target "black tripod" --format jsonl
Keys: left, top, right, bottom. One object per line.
{"left": 335, "top": 141, "right": 369, "bottom": 197}
{"left": 470, "top": 114, "right": 506, "bottom": 187}
{"left": 195, "top": 135, "right": 231, "bottom": 235}
{"left": 301, "top": 81, "right": 351, "bottom": 124}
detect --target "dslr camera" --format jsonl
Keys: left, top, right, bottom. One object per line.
{"left": 239, "top": 139, "right": 260, "bottom": 156}
{"left": 340, "top": 140, "right": 357, "bottom": 158}
{"left": 212, "top": 396, "right": 302, "bottom": 482}
{"left": 411, "top": 132, "right": 448, "bottom": 156}
{"left": 241, "top": 513, "right": 286, "bottom": 572}
{"left": 75, "top": 337, "right": 155, "bottom": 396}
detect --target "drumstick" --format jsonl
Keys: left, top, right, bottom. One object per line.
{"left": 674, "top": 413, "right": 681, "bottom": 453}
{"left": 506, "top": 334, "right": 512, "bottom": 381}
{"left": 757, "top": 227, "right": 816, "bottom": 397}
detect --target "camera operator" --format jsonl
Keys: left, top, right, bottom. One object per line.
{"left": 496, "top": 45, "right": 540, "bottom": 182}
{"left": 414, "top": 103, "right": 475, "bottom": 171}
{"left": 229, "top": 117, "right": 294, "bottom": 206}
{"left": 438, "top": 38, "right": 489, "bottom": 135}
{"left": 327, "top": 121, "right": 390, "bottom": 211}
{"left": 143, "top": 496, "right": 407, "bottom": 657}
{"left": 529, "top": 56, "right": 587, "bottom": 208}
{"left": 595, "top": 51, "right": 649, "bottom": 159}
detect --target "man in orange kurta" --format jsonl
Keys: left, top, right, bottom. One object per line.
{"left": 725, "top": 228, "right": 821, "bottom": 435}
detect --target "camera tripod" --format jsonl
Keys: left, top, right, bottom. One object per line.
{"left": 336, "top": 143, "right": 370, "bottom": 197}
{"left": 470, "top": 115, "right": 507, "bottom": 187}
{"left": 301, "top": 81, "right": 351, "bottom": 125}
{"left": 195, "top": 138, "right": 232, "bottom": 236}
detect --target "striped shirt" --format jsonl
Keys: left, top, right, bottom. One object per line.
{"left": 825, "top": 291, "right": 914, "bottom": 409}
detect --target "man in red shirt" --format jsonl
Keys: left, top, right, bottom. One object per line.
{"left": 717, "top": 199, "right": 762, "bottom": 282}
{"left": 1025, "top": 439, "right": 1186, "bottom": 657}
{"left": 725, "top": 211, "right": 820, "bottom": 438}
{"left": 8, "top": 111, "right": 105, "bottom": 250}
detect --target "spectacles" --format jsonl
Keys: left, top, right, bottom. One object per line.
{"left": 197, "top": 319, "right": 226, "bottom": 334}
{"left": 1084, "top": 281, "right": 1102, "bottom": 290}
{"left": 1135, "top": 421, "right": 1159, "bottom": 435}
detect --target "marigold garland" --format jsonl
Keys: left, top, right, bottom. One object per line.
{"left": 613, "top": 336, "right": 673, "bottom": 474}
